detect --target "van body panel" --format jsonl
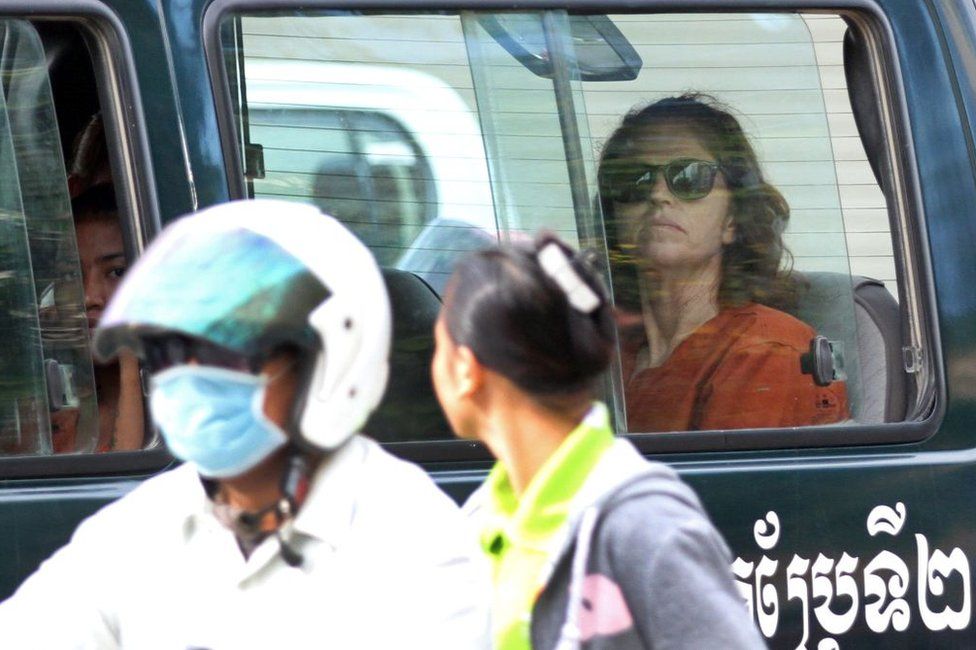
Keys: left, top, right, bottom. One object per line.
{"left": 0, "top": 0, "right": 184, "bottom": 600}
{"left": 157, "top": 0, "right": 230, "bottom": 212}
{"left": 0, "top": 1, "right": 975, "bottom": 647}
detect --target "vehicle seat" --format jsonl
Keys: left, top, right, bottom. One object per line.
{"left": 791, "top": 272, "right": 905, "bottom": 423}
{"left": 363, "top": 267, "right": 449, "bottom": 442}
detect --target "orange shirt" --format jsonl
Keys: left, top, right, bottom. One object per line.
{"left": 623, "top": 303, "right": 850, "bottom": 432}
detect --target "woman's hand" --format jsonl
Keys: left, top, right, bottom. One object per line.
{"left": 50, "top": 407, "right": 80, "bottom": 453}
{"left": 111, "top": 353, "right": 145, "bottom": 451}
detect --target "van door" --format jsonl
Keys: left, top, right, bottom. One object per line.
{"left": 207, "top": 2, "right": 974, "bottom": 646}
{"left": 0, "top": 1, "right": 189, "bottom": 599}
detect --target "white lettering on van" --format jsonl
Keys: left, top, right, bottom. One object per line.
{"left": 731, "top": 503, "right": 972, "bottom": 647}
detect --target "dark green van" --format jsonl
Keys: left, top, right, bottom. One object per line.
{"left": 1, "top": 0, "right": 975, "bottom": 647}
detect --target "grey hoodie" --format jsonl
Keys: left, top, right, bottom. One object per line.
{"left": 466, "top": 438, "right": 765, "bottom": 650}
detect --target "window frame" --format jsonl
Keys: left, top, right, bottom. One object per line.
{"left": 0, "top": 0, "right": 169, "bottom": 478}
{"left": 203, "top": 0, "right": 942, "bottom": 462}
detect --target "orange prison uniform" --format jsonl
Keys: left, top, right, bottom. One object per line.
{"left": 623, "top": 303, "right": 850, "bottom": 432}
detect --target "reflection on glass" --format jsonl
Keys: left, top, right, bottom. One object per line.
{"left": 0, "top": 20, "right": 99, "bottom": 455}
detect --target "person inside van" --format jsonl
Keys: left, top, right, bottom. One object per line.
{"left": 0, "top": 200, "right": 490, "bottom": 648}
{"left": 433, "top": 233, "right": 763, "bottom": 649}
{"left": 47, "top": 114, "right": 143, "bottom": 453}
{"left": 48, "top": 186, "right": 143, "bottom": 453}
{"left": 70, "top": 185, "right": 144, "bottom": 452}
{"left": 599, "top": 93, "right": 849, "bottom": 432}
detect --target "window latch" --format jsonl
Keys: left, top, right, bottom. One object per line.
{"left": 801, "top": 336, "right": 846, "bottom": 386}
{"left": 245, "top": 142, "right": 265, "bottom": 180}
{"left": 902, "top": 345, "right": 923, "bottom": 374}
{"left": 44, "top": 359, "right": 79, "bottom": 411}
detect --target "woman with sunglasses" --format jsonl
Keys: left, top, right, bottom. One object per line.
{"left": 599, "top": 93, "right": 849, "bottom": 432}
{"left": 434, "top": 234, "right": 763, "bottom": 649}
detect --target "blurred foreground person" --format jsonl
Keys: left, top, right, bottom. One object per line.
{"left": 432, "top": 234, "right": 764, "bottom": 649}
{"left": 0, "top": 200, "right": 489, "bottom": 649}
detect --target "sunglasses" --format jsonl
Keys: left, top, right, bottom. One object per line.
{"left": 600, "top": 158, "right": 722, "bottom": 203}
{"left": 142, "top": 335, "right": 257, "bottom": 375}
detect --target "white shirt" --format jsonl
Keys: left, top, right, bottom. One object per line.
{"left": 0, "top": 436, "right": 491, "bottom": 649}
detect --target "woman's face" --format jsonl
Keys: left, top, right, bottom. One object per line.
{"left": 612, "top": 126, "right": 735, "bottom": 274}
{"left": 75, "top": 215, "right": 127, "bottom": 333}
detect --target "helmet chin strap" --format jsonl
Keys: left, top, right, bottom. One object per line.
{"left": 260, "top": 351, "right": 324, "bottom": 566}
{"left": 211, "top": 444, "right": 313, "bottom": 566}
{"left": 269, "top": 447, "right": 312, "bottom": 567}
{"left": 207, "top": 349, "right": 324, "bottom": 566}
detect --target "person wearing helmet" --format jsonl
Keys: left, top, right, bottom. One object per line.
{"left": 0, "top": 200, "right": 490, "bottom": 649}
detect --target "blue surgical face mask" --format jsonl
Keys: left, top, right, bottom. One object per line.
{"left": 149, "top": 365, "right": 290, "bottom": 478}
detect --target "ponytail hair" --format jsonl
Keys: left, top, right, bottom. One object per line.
{"left": 443, "top": 233, "right": 615, "bottom": 400}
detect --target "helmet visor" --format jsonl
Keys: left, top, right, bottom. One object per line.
{"left": 94, "top": 225, "right": 329, "bottom": 362}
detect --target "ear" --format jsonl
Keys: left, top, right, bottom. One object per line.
{"left": 455, "top": 345, "right": 484, "bottom": 398}
{"left": 721, "top": 214, "right": 736, "bottom": 246}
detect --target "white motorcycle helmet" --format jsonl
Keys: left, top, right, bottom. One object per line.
{"left": 94, "top": 199, "right": 392, "bottom": 451}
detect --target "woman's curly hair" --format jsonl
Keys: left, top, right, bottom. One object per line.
{"left": 599, "top": 93, "right": 800, "bottom": 312}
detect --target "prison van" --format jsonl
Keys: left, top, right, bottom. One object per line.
{"left": 0, "top": 1, "right": 974, "bottom": 648}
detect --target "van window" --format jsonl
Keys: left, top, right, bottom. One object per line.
{"left": 0, "top": 20, "right": 147, "bottom": 457}
{"left": 248, "top": 104, "right": 435, "bottom": 266}
{"left": 218, "top": 10, "right": 927, "bottom": 446}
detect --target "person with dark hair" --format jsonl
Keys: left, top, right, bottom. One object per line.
{"left": 433, "top": 233, "right": 763, "bottom": 650}
{"left": 50, "top": 185, "right": 145, "bottom": 452}
{"left": 599, "top": 93, "right": 849, "bottom": 432}
{"left": 67, "top": 112, "right": 112, "bottom": 199}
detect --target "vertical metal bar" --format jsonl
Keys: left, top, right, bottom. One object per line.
{"left": 542, "top": 12, "right": 626, "bottom": 432}
{"left": 542, "top": 12, "right": 597, "bottom": 247}
{"left": 232, "top": 18, "right": 256, "bottom": 199}
{"left": 460, "top": 11, "right": 510, "bottom": 238}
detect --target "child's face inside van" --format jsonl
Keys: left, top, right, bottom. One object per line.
{"left": 75, "top": 213, "right": 127, "bottom": 339}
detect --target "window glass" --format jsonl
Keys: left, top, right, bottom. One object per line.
{"left": 0, "top": 20, "right": 96, "bottom": 455}
{"left": 221, "top": 10, "right": 915, "bottom": 443}
{"left": 353, "top": 111, "right": 435, "bottom": 262}
{"left": 0, "top": 20, "right": 144, "bottom": 456}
